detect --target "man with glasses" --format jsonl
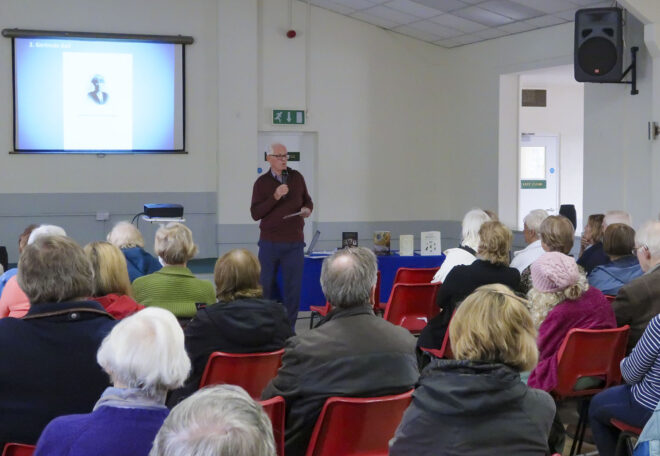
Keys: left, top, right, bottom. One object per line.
{"left": 251, "top": 143, "right": 313, "bottom": 328}
{"left": 612, "top": 220, "right": 660, "bottom": 353}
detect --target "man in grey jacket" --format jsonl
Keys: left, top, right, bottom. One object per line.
{"left": 262, "top": 247, "right": 419, "bottom": 456}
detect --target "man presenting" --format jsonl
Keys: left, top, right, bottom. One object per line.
{"left": 251, "top": 143, "right": 313, "bottom": 327}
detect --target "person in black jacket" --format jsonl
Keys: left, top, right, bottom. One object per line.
{"left": 390, "top": 284, "right": 555, "bottom": 456}
{"left": 0, "top": 235, "right": 117, "bottom": 446}
{"left": 417, "top": 221, "right": 520, "bottom": 352}
{"left": 168, "top": 249, "right": 292, "bottom": 406}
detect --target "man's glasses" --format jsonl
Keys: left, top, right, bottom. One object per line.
{"left": 269, "top": 154, "right": 288, "bottom": 160}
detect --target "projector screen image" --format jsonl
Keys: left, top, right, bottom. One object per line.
{"left": 13, "top": 36, "right": 184, "bottom": 152}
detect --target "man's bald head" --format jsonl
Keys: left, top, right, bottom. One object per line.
{"left": 320, "top": 247, "right": 378, "bottom": 309}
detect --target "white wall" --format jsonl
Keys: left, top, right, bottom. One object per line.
{"left": 519, "top": 69, "right": 584, "bottom": 229}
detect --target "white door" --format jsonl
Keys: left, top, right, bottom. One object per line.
{"left": 257, "top": 132, "right": 317, "bottom": 245}
{"left": 518, "top": 134, "right": 559, "bottom": 230}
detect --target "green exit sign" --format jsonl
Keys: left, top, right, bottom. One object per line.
{"left": 273, "top": 109, "right": 305, "bottom": 125}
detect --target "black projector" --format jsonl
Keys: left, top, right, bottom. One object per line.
{"left": 144, "top": 204, "right": 184, "bottom": 218}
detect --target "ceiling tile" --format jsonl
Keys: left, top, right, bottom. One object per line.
{"left": 362, "top": 4, "right": 420, "bottom": 24}
{"left": 310, "top": 0, "right": 356, "bottom": 15}
{"left": 331, "top": 0, "right": 379, "bottom": 9}
{"left": 452, "top": 5, "right": 514, "bottom": 26}
{"left": 409, "top": 0, "right": 469, "bottom": 12}
{"left": 554, "top": 8, "right": 580, "bottom": 21}
{"left": 497, "top": 20, "right": 537, "bottom": 33}
{"left": 385, "top": 0, "right": 444, "bottom": 18}
{"left": 479, "top": 0, "right": 543, "bottom": 20}
{"left": 507, "top": 0, "right": 577, "bottom": 14}
{"left": 350, "top": 10, "right": 400, "bottom": 27}
{"left": 474, "top": 27, "right": 508, "bottom": 39}
{"left": 406, "top": 19, "right": 463, "bottom": 37}
{"left": 524, "top": 14, "right": 567, "bottom": 27}
{"left": 430, "top": 13, "right": 488, "bottom": 32}
{"left": 450, "top": 33, "right": 484, "bottom": 45}
{"left": 394, "top": 25, "right": 443, "bottom": 41}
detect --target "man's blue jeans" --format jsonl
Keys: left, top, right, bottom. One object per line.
{"left": 258, "top": 240, "right": 304, "bottom": 328}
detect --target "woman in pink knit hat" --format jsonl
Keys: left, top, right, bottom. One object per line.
{"left": 527, "top": 251, "right": 616, "bottom": 392}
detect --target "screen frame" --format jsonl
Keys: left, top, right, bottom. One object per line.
{"left": 2, "top": 28, "right": 193, "bottom": 155}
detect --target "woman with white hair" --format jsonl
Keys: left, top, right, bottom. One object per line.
{"left": 431, "top": 209, "right": 490, "bottom": 284}
{"left": 107, "top": 221, "right": 161, "bottom": 282}
{"left": 0, "top": 224, "right": 66, "bottom": 318}
{"left": 132, "top": 223, "right": 215, "bottom": 319}
{"left": 34, "top": 307, "right": 191, "bottom": 456}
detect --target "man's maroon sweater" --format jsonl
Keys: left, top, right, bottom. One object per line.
{"left": 250, "top": 168, "right": 313, "bottom": 242}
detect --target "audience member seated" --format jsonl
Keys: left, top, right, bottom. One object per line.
{"left": 107, "top": 221, "right": 161, "bottom": 282}
{"left": 133, "top": 223, "right": 215, "bottom": 319}
{"left": 0, "top": 235, "right": 116, "bottom": 446}
{"left": 84, "top": 241, "right": 144, "bottom": 319}
{"left": 261, "top": 247, "right": 418, "bottom": 456}
{"left": 0, "top": 224, "right": 66, "bottom": 318}
{"left": 578, "top": 213, "right": 604, "bottom": 265}
{"left": 588, "top": 313, "right": 660, "bottom": 456}
{"left": 579, "top": 210, "right": 632, "bottom": 273}
{"left": 588, "top": 223, "right": 643, "bottom": 296}
{"left": 510, "top": 209, "right": 548, "bottom": 273}
{"left": 527, "top": 252, "right": 616, "bottom": 391}
{"left": 152, "top": 385, "right": 276, "bottom": 456}
{"left": 0, "top": 224, "right": 37, "bottom": 297}
{"left": 431, "top": 208, "right": 490, "bottom": 284}
{"left": 418, "top": 221, "right": 520, "bottom": 351}
{"left": 390, "top": 284, "right": 555, "bottom": 455}
{"left": 612, "top": 220, "right": 660, "bottom": 353}
{"left": 34, "top": 307, "right": 190, "bottom": 456}
{"left": 168, "top": 249, "right": 292, "bottom": 406}
{"left": 517, "top": 215, "right": 576, "bottom": 295}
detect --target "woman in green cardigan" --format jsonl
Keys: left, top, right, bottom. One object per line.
{"left": 133, "top": 223, "right": 215, "bottom": 320}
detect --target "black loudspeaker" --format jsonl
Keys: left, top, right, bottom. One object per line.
{"left": 574, "top": 8, "right": 623, "bottom": 82}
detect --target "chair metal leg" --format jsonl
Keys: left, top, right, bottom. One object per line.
{"left": 309, "top": 312, "right": 316, "bottom": 329}
{"left": 570, "top": 399, "right": 590, "bottom": 456}
{"left": 614, "top": 432, "right": 636, "bottom": 456}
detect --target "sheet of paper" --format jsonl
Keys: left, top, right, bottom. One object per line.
{"left": 283, "top": 210, "right": 303, "bottom": 219}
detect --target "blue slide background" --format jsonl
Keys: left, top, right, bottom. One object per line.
{"left": 14, "top": 37, "right": 180, "bottom": 151}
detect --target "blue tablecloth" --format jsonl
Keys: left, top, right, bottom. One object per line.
{"left": 280, "top": 252, "right": 445, "bottom": 311}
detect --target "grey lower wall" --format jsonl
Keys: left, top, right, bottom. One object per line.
{"left": 0, "top": 192, "right": 216, "bottom": 262}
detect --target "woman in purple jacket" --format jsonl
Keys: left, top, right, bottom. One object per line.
{"left": 527, "top": 251, "right": 616, "bottom": 392}
{"left": 34, "top": 307, "right": 191, "bottom": 456}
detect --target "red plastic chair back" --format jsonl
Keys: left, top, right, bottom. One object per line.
{"left": 553, "top": 326, "right": 630, "bottom": 400}
{"left": 383, "top": 283, "right": 440, "bottom": 334}
{"left": 260, "top": 396, "right": 286, "bottom": 456}
{"left": 374, "top": 270, "right": 382, "bottom": 311}
{"left": 604, "top": 294, "right": 617, "bottom": 303}
{"left": 2, "top": 444, "right": 35, "bottom": 456}
{"left": 199, "top": 349, "right": 284, "bottom": 398}
{"left": 304, "top": 389, "right": 414, "bottom": 456}
{"left": 393, "top": 267, "right": 439, "bottom": 284}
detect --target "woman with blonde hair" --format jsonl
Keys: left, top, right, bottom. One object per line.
{"left": 167, "top": 249, "right": 292, "bottom": 406}
{"left": 106, "top": 221, "right": 161, "bottom": 282}
{"left": 418, "top": 221, "right": 520, "bottom": 351}
{"left": 132, "top": 223, "right": 215, "bottom": 319}
{"left": 527, "top": 251, "right": 616, "bottom": 392}
{"left": 85, "top": 241, "right": 144, "bottom": 319}
{"left": 390, "top": 284, "right": 555, "bottom": 455}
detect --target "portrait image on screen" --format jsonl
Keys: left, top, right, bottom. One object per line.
{"left": 8, "top": 31, "right": 188, "bottom": 153}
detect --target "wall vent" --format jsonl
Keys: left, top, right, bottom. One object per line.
{"left": 522, "top": 89, "right": 547, "bottom": 107}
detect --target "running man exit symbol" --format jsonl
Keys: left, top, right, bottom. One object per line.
{"left": 272, "top": 109, "right": 305, "bottom": 125}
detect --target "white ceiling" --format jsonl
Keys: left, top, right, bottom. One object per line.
{"left": 304, "top": 0, "right": 616, "bottom": 48}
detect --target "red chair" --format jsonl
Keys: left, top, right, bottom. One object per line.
{"left": 309, "top": 301, "right": 331, "bottom": 329}
{"left": 383, "top": 283, "right": 440, "bottom": 334}
{"left": 304, "top": 389, "right": 414, "bottom": 456}
{"left": 260, "top": 396, "right": 286, "bottom": 456}
{"left": 605, "top": 294, "right": 617, "bottom": 303}
{"left": 199, "top": 349, "right": 284, "bottom": 399}
{"left": 611, "top": 418, "right": 642, "bottom": 456}
{"left": 551, "top": 326, "right": 630, "bottom": 456}
{"left": 393, "top": 267, "right": 439, "bottom": 284}
{"left": 1, "top": 444, "right": 35, "bottom": 456}
{"left": 375, "top": 268, "right": 438, "bottom": 314}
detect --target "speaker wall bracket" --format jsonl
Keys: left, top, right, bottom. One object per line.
{"left": 616, "top": 46, "right": 639, "bottom": 95}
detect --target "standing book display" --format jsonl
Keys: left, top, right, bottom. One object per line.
{"left": 421, "top": 231, "right": 441, "bottom": 256}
